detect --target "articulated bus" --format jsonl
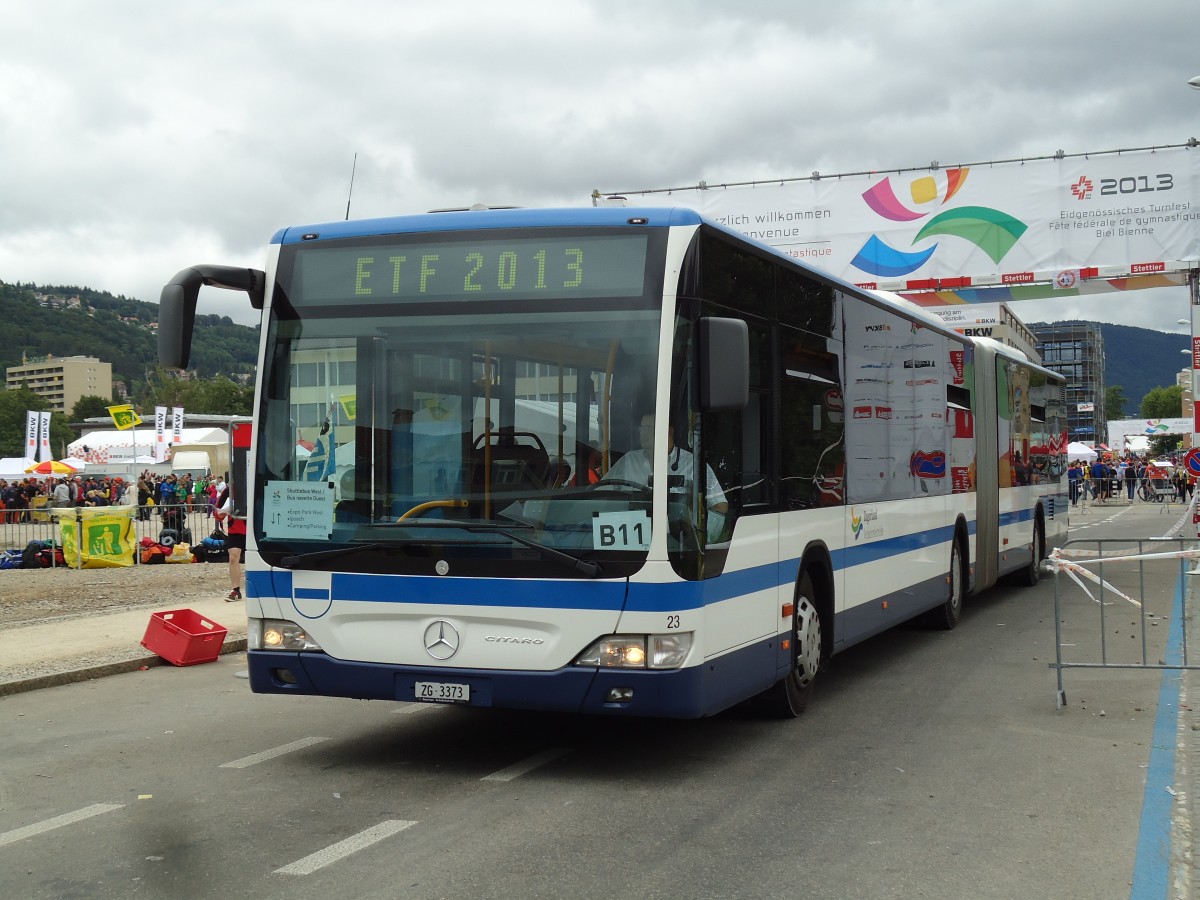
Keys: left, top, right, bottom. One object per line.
{"left": 159, "top": 206, "right": 1067, "bottom": 718}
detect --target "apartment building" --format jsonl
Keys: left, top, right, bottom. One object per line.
{"left": 6, "top": 355, "right": 112, "bottom": 413}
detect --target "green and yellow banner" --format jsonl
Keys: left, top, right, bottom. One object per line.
{"left": 106, "top": 404, "right": 142, "bottom": 431}
{"left": 59, "top": 507, "right": 136, "bottom": 568}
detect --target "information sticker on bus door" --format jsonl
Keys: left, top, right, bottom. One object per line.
{"left": 592, "top": 511, "right": 651, "bottom": 550}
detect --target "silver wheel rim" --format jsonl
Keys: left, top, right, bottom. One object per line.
{"left": 795, "top": 596, "right": 821, "bottom": 688}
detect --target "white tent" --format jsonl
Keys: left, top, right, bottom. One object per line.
{"left": 1066, "top": 442, "right": 1097, "bottom": 462}
{"left": 0, "top": 457, "right": 34, "bottom": 479}
{"left": 69, "top": 427, "right": 228, "bottom": 464}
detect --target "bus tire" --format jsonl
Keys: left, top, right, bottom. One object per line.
{"left": 763, "top": 572, "right": 822, "bottom": 718}
{"left": 924, "top": 535, "right": 966, "bottom": 630}
{"left": 1012, "top": 517, "right": 1044, "bottom": 587}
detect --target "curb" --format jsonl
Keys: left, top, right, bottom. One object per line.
{"left": 0, "top": 637, "right": 248, "bottom": 698}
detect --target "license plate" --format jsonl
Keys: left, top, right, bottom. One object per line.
{"left": 414, "top": 681, "right": 470, "bottom": 703}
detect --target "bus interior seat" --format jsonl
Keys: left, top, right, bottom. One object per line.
{"left": 471, "top": 428, "right": 550, "bottom": 492}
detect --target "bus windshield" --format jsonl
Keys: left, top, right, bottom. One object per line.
{"left": 254, "top": 228, "right": 666, "bottom": 579}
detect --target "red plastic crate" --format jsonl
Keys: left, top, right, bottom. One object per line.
{"left": 140, "top": 608, "right": 227, "bottom": 666}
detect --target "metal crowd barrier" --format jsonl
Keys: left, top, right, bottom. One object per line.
{"left": 1071, "top": 476, "right": 1192, "bottom": 505}
{"left": 0, "top": 502, "right": 221, "bottom": 567}
{"left": 1049, "top": 536, "right": 1197, "bottom": 709}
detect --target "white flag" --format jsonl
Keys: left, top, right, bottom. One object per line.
{"left": 25, "top": 411, "right": 38, "bottom": 460}
{"left": 38, "top": 411, "right": 52, "bottom": 462}
{"left": 172, "top": 406, "right": 185, "bottom": 443}
{"left": 154, "top": 406, "right": 168, "bottom": 462}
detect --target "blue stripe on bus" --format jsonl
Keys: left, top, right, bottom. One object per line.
{"left": 271, "top": 207, "right": 704, "bottom": 245}
{"left": 336, "top": 572, "right": 630, "bottom": 610}
{"left": 832, "top": 523, "right": 958, "bottom": 569}
{"left": 249, "top": 514, "right": 991, "bottom": 614}
{"left": 999, "top": 507, "right": 1035, "bottom": 527}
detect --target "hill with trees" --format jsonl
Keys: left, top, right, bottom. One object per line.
{"left": 1098, "top": 322, "right": 1189, "bottom": 413}
{"left": 0, "top": 281, "right": 260, "bottom": 457}
{"left": 0, "top": 281, "right": 258, "bottom": 400}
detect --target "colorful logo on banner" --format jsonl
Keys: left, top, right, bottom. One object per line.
{"left": 1143, "top": 420, "right": 1171, "bottom": 434}
{"left": 850, "top": 168, "right": 1028, "bottom": 277}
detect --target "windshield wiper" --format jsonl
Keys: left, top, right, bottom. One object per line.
{"left": 394, "top": 519, "right": 604, "bottom": 577}
{"left": 279, "top": 543, "right": 388, "bottom": 568}
{"left": 463, "top": 524, "right": 603, "bottom": 578}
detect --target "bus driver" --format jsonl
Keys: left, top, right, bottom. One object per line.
{"left": 602, "top": 413, "right": 729, "bottom": 539}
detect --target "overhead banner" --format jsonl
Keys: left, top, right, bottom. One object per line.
{"left": 603, "top": 144, "right": 1200, "bottom": 297}
{"left": 1108, "top": 417, "right": 1192, "bottom": 447}
{"left": 924, "top": 303, "right": 1002, "bottom": 328}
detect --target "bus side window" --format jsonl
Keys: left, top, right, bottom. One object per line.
{"left": 706, "top": 322, "right": 770, "bottom": 510}
{"left": 780, "top": 332, "right": 844, "bottom": 509}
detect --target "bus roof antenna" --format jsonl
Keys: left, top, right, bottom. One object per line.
{"left": 345, "top": 152, "right": 358, "bottom": 221}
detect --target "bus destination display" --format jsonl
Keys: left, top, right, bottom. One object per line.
{"left": 294, "top": 234, "right": 649, "bottom": 303}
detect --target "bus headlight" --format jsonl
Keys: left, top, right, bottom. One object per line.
{"left": 251, "top": 618, "right": 323, "bottom": 652}
{"left": 574, "top": 633, "right": 692, "bottom": 670}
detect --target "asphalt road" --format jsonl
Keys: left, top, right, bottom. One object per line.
{"left": 0, "top": 498, "right": 1193, "bottom": 900}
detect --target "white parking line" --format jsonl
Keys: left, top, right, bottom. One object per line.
{"left": 219, "top": 736, "right": 329, "bottom": 769}
{"left": 0, "top": 803, "right": 125, "bottom": 848}
{"left": 392, "top": 703, "right": 446, "bottom": 715}
{"left": 274, "top": 819, "right": 418, "bottom": 875}
{"left": 481, "top": 747, "right": 571, "bottom": 782}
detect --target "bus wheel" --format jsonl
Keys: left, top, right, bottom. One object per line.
{"left": 925, "top": 537, "right": 965, "bottom": 630}
{"left": 1013, "top": 519, "right": 1043, "bottom": 587}
{"left": 764, "top": 572, "right": 822, "bottom": 718}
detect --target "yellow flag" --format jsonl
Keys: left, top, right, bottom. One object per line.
{"left": 338, "top": 393, "right": 357, "bottom": 421}
{"left": 107, "top": 404, "right": 143, "bottom": 431}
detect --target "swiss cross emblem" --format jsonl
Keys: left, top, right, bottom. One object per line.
{"left": 1070, "top": 176, "right": 1093, "bottom": 200}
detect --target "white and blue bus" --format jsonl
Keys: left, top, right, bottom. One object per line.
{"left": 159, "top": 206, "right": 1067, "bottom": 718}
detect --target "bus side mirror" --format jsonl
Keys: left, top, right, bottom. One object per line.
{"left": 158, "top": 280, "right": 197, "bottom": 370}
{"left": 697, "top": 316, "right": 749, "bottom": 412}
{"left": 158, "top": 265, "right": 266, "bottom": 370}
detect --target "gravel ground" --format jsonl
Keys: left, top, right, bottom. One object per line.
{"left": 0, "top": 561, "right": 230, "bottom": 628}
{"left": 0, "top": 562, "right": 239, "bottom": 692}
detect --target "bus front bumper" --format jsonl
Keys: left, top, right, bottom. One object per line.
{"left": 246, "top": 648, "right": 755, "bottom": 718}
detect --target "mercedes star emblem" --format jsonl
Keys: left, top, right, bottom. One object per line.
{"left": 423, "top": 620, "right": 460, "bottom": 660}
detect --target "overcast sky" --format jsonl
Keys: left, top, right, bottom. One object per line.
{"left": 1, "top": 0, "right": 1197, "bottom": 334}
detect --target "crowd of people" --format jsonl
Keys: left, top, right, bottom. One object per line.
{"left": 1066, "top": 454, "right": 1196, "bottom": 505}
{"left": 0, "top": 471, "right": 227, "bottom": 522}
{"left": 1, "top": 470, "right": 244, "bottom": 602}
